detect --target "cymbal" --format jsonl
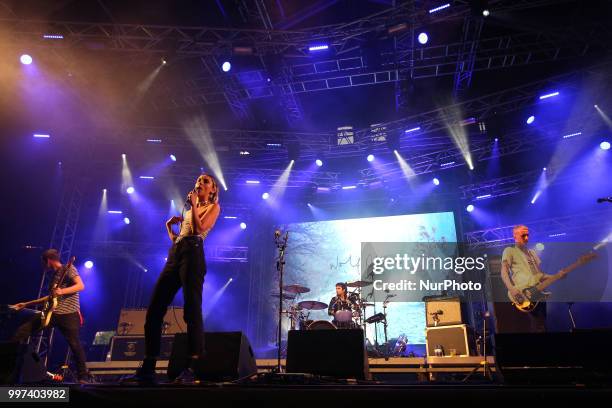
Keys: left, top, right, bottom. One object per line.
{"left": 283, "top": 284, "right": 311, "bottom": 294}
{"left": 297, "top": 300, "right": 328, "bottom": 310}
{"left": 271, "top": 293, "right": 296, "bottom": 300}
{"left": 346, "top": 280, "right": 373, "bottom": 288}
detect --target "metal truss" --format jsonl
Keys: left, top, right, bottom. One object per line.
{"left": 464, "top": 208, "right": 612, "bottom": 249}
{"left": 151, "top": 21, "right": 612, "bottom": 110}
{"left": 200, "top": 56, "right": 251, "bottom": 121}
{"left": 75, "top": 241, "right": 248, "bottom": 263}
{"left": 452, "top": 15, "right": 484, "bottom": 97}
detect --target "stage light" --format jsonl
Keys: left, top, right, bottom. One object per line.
{"left": 308, "top": 44, "right": 329, "bottom": 52}
{"left": 433, "top": 178, "right": 440, "bottom": 186}
{"left": 405, "top": 127, "right": 421, "bottom": 133}
{"left": 315, "top": 159, "right": 323, "bottom": 167}
{"left": 429, "top": 3, "right": 450, "bottom": 13}
{"left": 240, "top": 222, "right": 247, "bottom": 230}
{"left": 466, "top": 204, "right": 474, "bottom": 212}
{"left": 535, "top": 243, "right": 545, "bottom": 251}
{"left": 122, "top": 153, "right": 126, "bottom": 159}
{"left": 126, "top": 187, "right": 135, "bottom": 194}
{"left": 246, "top": 180, "right": 260, "bottom": 184}
{"left": 494, "top": 138, "right": 499, "bottom": 142}
{"left": 562, "top": 132, "right": 582, "bottom": 139}
{"left": 221, "top": 61, "right": 231, "bottom": 72}
{"left": 317, "top": 186, "right": 330, "bottom": 192}
{"left": 476, "top": 194, "right": 491, "bottom": 200}
{"left": 600, "top": 141, "right": 611, "bottom": 150}
{"left": 170, "top": 154, "right": 177, "bottom": 161}
{"left": 123, "top": 217, "right": 131, "bottom": 225}
{"left": 543, "top": 167, "right": 547, "bottom": 171}
{"left": 103, "top": 189, "right": 107, "bottom": 193}
{"left": 84, "top": 261, "right": 94, "bottom": 269}
{"left": 342, "top": 185, "right": 357, "bottom": 190}
{"left": 482, "top": 9, "right": 490, "bottom": 17}
{"left": 33, "top": 134, "right": 50, "bottom": 138}
{"left": 224, "top": 216, "right": 237, "bottom": 219}
{"left": 43, "top": 34, "right": 64, "bottom": 39}
{"left": 146, "top": 139, "right": 162, "bottom": 143}
{"left": 417, "top": 32, "right": 428, "bottom": 45}
{"left": 262, "top": 192, "right": 270, "bottom": 200}
{"left": 20, "top": 54, "right": 33, "bottom": 65}
{"left": 161, "top": 58, "right": 167, "bottom": 65}
{"left": 107, "top": 210, "right": 122, "bottom": 214}
{"left": 440, "top": 161, "right": 456, "bottom": 167}
{"left": 539, "top": 91, "right": 559, "bottom": 100}
{"left": 367, "top": 154, "right": 375, "bottom": 162}
{"left": 526, "top": 116, "right": 535, "bottom": 125}
{"left": 139, "top": 176, "right": 154, "bottom": 180}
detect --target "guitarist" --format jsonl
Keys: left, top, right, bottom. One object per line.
{"left": 10, "top": 249, "right": 92, "bottom": 383}
{"left": 499, "top": 225, "right": 550, "bottom": 333}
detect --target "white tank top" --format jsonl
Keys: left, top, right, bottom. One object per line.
{"left": 177, "top": 204, "right": 213, "bottom": 242}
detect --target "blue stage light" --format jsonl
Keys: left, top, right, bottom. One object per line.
{"left": 526, "top": 115, "right": 535, "bottom": 125}
{"left": 600, "top": 141, "right": 611, "bottom": 150}
{"left": 466, "top": 204, "right": 474, "bottom": 212}
{"left": 367, "top": 154, "right": 375, "bottom": 162}
{"left": 418, "top": 33, "right": 428, "bottom": 45}
{"left": 123, "top": 217, "right": 131, "bottom": 225}
{"left": 170, "top": 154, "right": 177, "bottom": 161}
{"left": 315, "top": 159, "right": 323, "bottom": 167}
{"left": 240, "top": 222, "right": 247, "bottom": 230}
{"left": 262, "top": 192, "right": 270, "bottom": 200}
{"left": 433, "top": 178, "right": 440, "bottom": 186}
{"left": 126, "top": 187, "right": 135, "bottom": 194}
{"left": 20, "top": 54, "right": 33, "bottom": 65}
{"left": 84, "top": 261, "right": 94, "bottom": 269}
{"left": 221, "top": 61, "right": 231, "bottom": 72}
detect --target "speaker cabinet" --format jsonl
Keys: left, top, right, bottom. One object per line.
{"left": 116, "top": 307, "right": 186, "bottom": 335}
{"left": 0, "top": 342, "right": 47, "bottom": 384}
{"left": 425, "top": 296, "right": 463, "bottom": 327}
{"left": 286, "top": 329, "right": 370, "bottom": 380}
{"left": 168, "top": 332, "right": 257, "bottom": 381}
{"left": 425, "top": 324, "right": 475, "bottom": 357}
{"left": 109, "top": 335, "right": 174, "bottom": 361}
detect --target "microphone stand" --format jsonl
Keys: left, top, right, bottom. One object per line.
{"left": 274, "top": 230, "right": 289, "bottom": 373}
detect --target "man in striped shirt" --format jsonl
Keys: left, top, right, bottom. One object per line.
{"left": 11, "top": 249, "right": 92, "bottom": 383}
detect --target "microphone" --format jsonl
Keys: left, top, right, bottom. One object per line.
{"left": 597, "top": 197, "right": 612, "bottom": 203}
{"left": 184, "top": 187, "right": 201, "bottom": 207}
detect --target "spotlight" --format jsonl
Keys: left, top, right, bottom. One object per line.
{"left": 539, "top": 91, "right": 559, "bottom": 100}
{"left": 221, "top": 61, "right": 231, "bottom": 72}
{"left": 543, "top": 167, "right": 547, "bottom": 171}
{"left": 601, "top": 141, "right": 611, "bottom": 150}
{"left": 123, "top": 217, "right": 131, "bottom": 225}
{"left": 367, "top": 154, "right": 375, "bottom": 162}
{"left": 170, "top": 154, "right": 177, "bottom": 161}
{"left": 429, "top": 3, "right": 450, "bottom": 13}
{"left": 126, "top": 187, "right": 135, "bottom": 194}
{"left": 466, "top": 204, "right": 475, "bottom": 212}
{"left": 417, "top": 32, "right": 429, "bottom": 45}
{"left": 482, "top": 9, "right": 490, "bottom": 17}
{"left": 107, "top": 210, "right": 122, "bottom": 214}
{"left": 20, "top": 54, "right": 33, "bottom": 65}
{"left": 315, "top": 159, "right": 323, "bottom": 167}
{"left": 433, "top": 178, "right": 440, "bottom": 186}
{"left": 121, "top": 153, "right": 126, "bottom": 159}
{"left": 262, "top": 192, "right": 270, "bottom": 200}
{"left": 535, "top": 243, "right": 545, "bottom": 251}
{"left": 84, "top": 261, "right": 94, "bottom": 269}
{"left": 526, "top": 116, "right": 535, "bottom": 125}
{"left": 161, "top": 57, "right": 167, "bottom": 65}
{"left": 308, "top": 44, "right": 329, "bottom": 52}
{"left": 246, "top": 180, "right": 260, "bottom": 184}
{"left": 240, "top": 222, "right": 247, "bottom": 230}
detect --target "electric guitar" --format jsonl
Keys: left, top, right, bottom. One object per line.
{"left": 40, "top": 256, "right": 76, "bottom": 327}
{"left": 508, "top": 252, "right": 597, "bottom": 313}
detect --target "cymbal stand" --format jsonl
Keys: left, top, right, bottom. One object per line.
{"left": 274, "top": 230, "right": 289, "bottom": 373}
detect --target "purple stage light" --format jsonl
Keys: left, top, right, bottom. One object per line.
{"left": 405, "top": 127, "right": 421, "bottom": 133}
{"left": 433, "top": 178, "right": 440, "bottom": 186}
{"left": 342, "top": 185, "right": 357, "bottom": 190}
{"left": 539, "top": 91, "right": 559, "bottom": 100}
{"left": 600, "top": 141, "right": 611, "bottom": 150}
{"left": 308, "top": 44, "right": 329, "bottom": 52}
{"left": 262, "top": 192, "right": 270, "bottom": 200}
{"left": 417, "top": 33, "right": 428, "bottom": 45}
{"left": 526, "top": 115, "right": 535, "bottom": 125}
{"left": 466, "top": 204, "right": 474, "bottom": 212}
{"left": 367, "top": 154, "right": 375, "bottom": 162}
{"left": 221, "top": 61, "right": 231, "bottom": 72}
{"left": 123, "top": 217, "right": 131, "bottom": 225}
{"left": 20, "top": 54, "right": 33, "bottom": 65}
{"left": 315, "top": 159, "right": 323, "bottom": 167}
{"left": 126, "top": 187, "right": 135, "bottom": 194}
{"left": 169, "top": 154, "right": 177, "bottom": 161}
{"left": 107, "top": 210, "right": 122, "bottom": 214}
{"left": 84, "top": 261, "right": 94, "bottom": 269}
{"left": 429, "top": 3, "right": 450, "bottom": 13}
{"left": 245, "top": 180, "right": 260, "bottom": 184}
{"left": 33, "top": 133, "right": 50, "bottom": 138}
{"left": 240, "top": 222, "right": 247, "bottom": 230}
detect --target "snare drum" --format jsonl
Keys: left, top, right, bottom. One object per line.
{"left": 334, "top": 309, "right": 353, "bottom": 323}
{"left": 307, "top": 320, "right": 337, "bottom": 330}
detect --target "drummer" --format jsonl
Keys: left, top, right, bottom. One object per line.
{"left": 327, "top": 282, "right": 358, "bottom": 328}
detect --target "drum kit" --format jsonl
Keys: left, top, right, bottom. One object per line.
{"left": 273, "top": 279, "right": 386, "bottom": 332}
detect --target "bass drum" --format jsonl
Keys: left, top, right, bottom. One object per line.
{"left": 307, "top": 320, "right": 337, "bottom": 330}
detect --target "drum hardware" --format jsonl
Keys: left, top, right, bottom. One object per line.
{"left": 297, "top": 300, "right": 328, "bottom": 310}
{"left": 346, "top": 280, "right": 374, "bottom": 288}
{"left": 307, "top": 320, "right": 337, "bottom": 330}
{"left": 283, "top": 284, "right": 311, "bottom": 294}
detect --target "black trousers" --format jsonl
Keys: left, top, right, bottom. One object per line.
{"left": 144, "top": 236, "right": 206, "bottom": 359}
{"left": 12, "top": 311, "right": 89, "bottom": 378}
{"left": 493, "top": 302, "right": 547, "bottom": 333}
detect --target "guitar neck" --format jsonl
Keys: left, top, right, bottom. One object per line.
{"left": 534, "top": 262, "right": 579, "bottom": 292}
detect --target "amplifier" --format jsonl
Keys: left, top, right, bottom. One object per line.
{"left": 425, "top": 296, "right": 463, "bottom": 327}
{"left": 109, "top": 335, "right": 174, "bottom": 361}
{"left": 425, "top": 324, "right": 475, "bottom": 357}
{"left": 116, "top": 307, "right": 186, "bottom": 335}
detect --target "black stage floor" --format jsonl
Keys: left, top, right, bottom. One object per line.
{"left": 61, "top": 382, "right": 612, "bottom": 406}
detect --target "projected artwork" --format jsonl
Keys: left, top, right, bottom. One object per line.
{"left": 280, "top": 211, "right": 457, "bottom": 346}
